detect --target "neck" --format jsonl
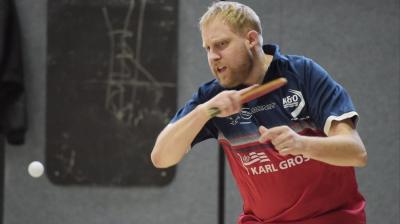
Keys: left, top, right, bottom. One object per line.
{"left": 245, "top": 48, "right": 273, "bottom": 85}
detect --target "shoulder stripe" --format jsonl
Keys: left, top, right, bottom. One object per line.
{"left": 324, "top": 112, "right": 359, "bottom": 135}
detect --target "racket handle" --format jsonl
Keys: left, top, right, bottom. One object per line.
{"left": 206, "top": 77, "right": 287, "bottom": 118}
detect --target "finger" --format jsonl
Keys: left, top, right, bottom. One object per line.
{"left": 259, "top": 125, "right": 268, "bottom": 134}
{"left": 278, "top": 148, "right": 292, "bottom": 156}
{"left": 258, "top": 126, "right": 271, "bottom": 143}
{"left": 220, "top": 93, "right": 239, "bottom": 116}
{"left": 268, "top": 126, "right": 289, "bottom": 134}
{"left": 228, "top": 91, "right": 242, "bottom": 113}
{"left": 265, "top": 126, "right": 285, "bottom": 140}
{"left": 218, "top": 90, "right": 242, "bottom": 117}
{"left": 274, "top": 143, "right": 290, "bottom": 152}
{"left": 259, "top": 126, "right": 290, "bottom": 144}
{"left": 271, "top": 131, "right": 290, "bottom": 146}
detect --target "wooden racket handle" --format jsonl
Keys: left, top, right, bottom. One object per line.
{"left": 240, "top": 77, "right": 287, "bottom": 103}
{"left": 207, "top": 77, "right": 287, "bottom": 118}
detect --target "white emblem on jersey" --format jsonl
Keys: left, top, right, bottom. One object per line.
{"left": 241, "top": 152, "right": 270, "bottom": 166}
{"left": 228, "top": 107, "right": 252, "bottom": 125}
{"left": 236, "top": 151, "right": 310, "bottom": 176}
{"left": 237, "top": 152, "right": 271, "bottom": 175}
{"left": 227, "top": 103, "right": 276, "bottom": 125}
{"left": 282, "top": 89, "right": 305, "bottom": 119}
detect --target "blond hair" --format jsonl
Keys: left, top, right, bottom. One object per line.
{"left": 199, "top": 1, "right": 262, "bottom": 36}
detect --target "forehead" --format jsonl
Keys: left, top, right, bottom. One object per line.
{"left": 201, "top": 18, "right": 239, "bottom": 46}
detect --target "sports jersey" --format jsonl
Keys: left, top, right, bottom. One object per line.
{"left": 170, "top": 44, "right": 366, "bottom": 224}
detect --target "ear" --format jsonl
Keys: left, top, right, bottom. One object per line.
{"left": 245, "top": 30, "right": 260, "bottom": 48}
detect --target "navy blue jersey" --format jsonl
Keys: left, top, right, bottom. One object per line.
{"left": 170, "top": 44, "right": 365, "bottom": 223}
{"left": 171, "top": 44, "right": 358, "bottom": 143}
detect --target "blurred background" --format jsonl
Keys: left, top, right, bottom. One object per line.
{"left": 1, "top": 0, "right": 398, "bottom": 223}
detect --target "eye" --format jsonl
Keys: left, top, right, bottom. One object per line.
{"left": 217, "top": 41, "right": 228, "bottom": 49}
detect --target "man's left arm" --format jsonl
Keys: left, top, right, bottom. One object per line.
{"left": 259, "top": 118, "right": 367, "bottom": 167}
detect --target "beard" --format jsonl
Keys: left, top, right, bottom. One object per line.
{"left": 213, "top": 53, "right": 254, "bottom": 88}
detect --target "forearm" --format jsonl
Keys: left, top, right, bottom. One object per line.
{"left": 151, "top": 87, "right": 251, "bottom": 168}
{"left": 151, "top": 104, "right": 210, "bottom": 168}
{"left": 302, "top": 133, "right": 367, "bottom": 167}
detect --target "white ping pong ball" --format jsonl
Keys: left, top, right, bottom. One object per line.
{"left": 28, "top": 161, "right": 44, "bottom": 178}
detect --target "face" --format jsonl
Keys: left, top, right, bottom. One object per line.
{"left": 201, "top": 18, "right": 254, "bottom": 88}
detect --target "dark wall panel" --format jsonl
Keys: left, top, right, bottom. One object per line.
{"left": 46, "top": 0, "right": 177, "bottom": 187}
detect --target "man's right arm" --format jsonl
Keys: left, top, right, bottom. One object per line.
{"left": 150, "top": 104, "right": 211, "bottom": 168}
{"left": 150, "top": 88, "right": 247, "bottom": 168}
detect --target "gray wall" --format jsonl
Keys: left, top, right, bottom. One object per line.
{"left": 4, "top": 0, "right": 399, "bottom": 223}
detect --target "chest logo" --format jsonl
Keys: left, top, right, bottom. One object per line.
{"left": 236, "top": 151, "right": 311, "bottom": 176}
{"left": 227, "top": 103, "right": 276, "bottom": 125}
{"left": 283, "top": 89, "right": 305, "bottom": 119}
{"left": 237, "top": 152, "right": 275, "bottom": 175}
{"left": 227, "top": 107, "right": 252, "bottom": 125}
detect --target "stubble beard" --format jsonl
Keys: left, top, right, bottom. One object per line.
{"left": 216, "top": 55, "right": 254, "bottom": 89}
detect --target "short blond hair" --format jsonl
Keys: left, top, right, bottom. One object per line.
{"left": 199, "top": 1, "right": 262, "bottom": 36}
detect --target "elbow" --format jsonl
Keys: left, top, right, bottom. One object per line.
{"left": 355, "top": 151, "right": 368, "bottom": 168}
{"left": 151, "top": 152, "right": 167, "bottom": 168}
{"left": 150, "top": 150, "right": 174, "bottom": 169}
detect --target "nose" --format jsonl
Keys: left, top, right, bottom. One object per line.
{"left": 208, "top": 49, "right": 221, "bottom": 61}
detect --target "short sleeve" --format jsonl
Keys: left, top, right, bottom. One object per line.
{"left": 170, "top": 86, "right": 219, "bottom": 146}
{"left": 304, "top": 59, "right": 359, "bottom": 135}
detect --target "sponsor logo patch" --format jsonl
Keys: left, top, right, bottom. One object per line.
{"left": 227, "top": 103, "right": 276, "bottom": 125}
{"left": 283, "top": 89, "right": 305, "bottom": 119}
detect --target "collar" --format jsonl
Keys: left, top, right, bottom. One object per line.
{"left": 262, "top": 44, "right": 281, "bottom": 60}
{"left": 262, "top": 44, "right": 284, "bottom": 84}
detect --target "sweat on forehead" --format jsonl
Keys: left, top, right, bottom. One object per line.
{"left": 199, "top": 1, "right": 262, "bottom": 35}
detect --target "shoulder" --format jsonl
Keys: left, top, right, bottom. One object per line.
{"left": 276, "top": 54, "right": 332, "bottom": 87}
{"left": 264, "top": 44, "right": 313, "bottom": 77}
{"left": 278, "top": 54, "right": 314, "bottom": 75}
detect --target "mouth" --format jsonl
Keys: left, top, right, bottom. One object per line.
{"left": 216, "top": 66, "right": 227, "bottom": 73}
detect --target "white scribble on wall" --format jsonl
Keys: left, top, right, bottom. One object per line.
{"left": 102, "top": 0, "right": 175, "bottom": 127}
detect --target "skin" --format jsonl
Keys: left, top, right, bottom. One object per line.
{"left": 150, "top": 17, "right": 367, "bottom": 168}
{"left": 258, "top": 119, "right": 367, "bottom": 167}
{"left": 202, "top": 18, "right": 269, "bottom": 88}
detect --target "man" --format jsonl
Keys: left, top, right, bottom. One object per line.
{"left": 151, "top": 1, "right": 367, "bottom": 223}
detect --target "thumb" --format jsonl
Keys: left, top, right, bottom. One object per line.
{"left": 259, "top": 125, "right": 268, "bottom": 134}
{"left": 258, "top": 125, "right": 269, "bottom": 143}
